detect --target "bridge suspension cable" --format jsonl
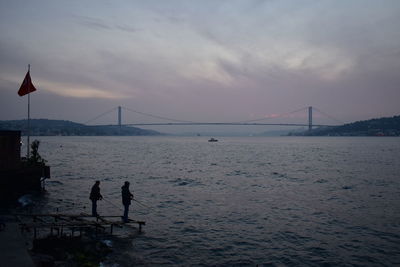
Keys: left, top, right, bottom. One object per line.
{"left": 312, "top": 107, "right": 344, "bottom": 125}
{"left": 121, "top": 106, "right": 197, "bottom": 123}
{"left": 84, "top": 105, "right": 342, "bottom": 128}
{"left": 231, "top": 107, "right": 309, "bottom": 124}
{"left": 84, "top": 107, "right": 118, "bottom": 125}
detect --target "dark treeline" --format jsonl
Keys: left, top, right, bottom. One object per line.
{"left": 0, "top": 119, "right": 163, "bottom": 136}
{"left": 292, "top": 115, "right": 400, "bottom": 136}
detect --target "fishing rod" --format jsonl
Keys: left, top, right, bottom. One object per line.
{"left": 102, "top": 197, "right": 124, "bottom": 211}
{"left": 104, "top": 197, "right": 154, "bottom": 212}
{"left": 133, "top": 199, "right": 153, "bottom": 209}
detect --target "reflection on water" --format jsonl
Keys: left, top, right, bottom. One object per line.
{"left": 31, "top": 136, "right": 400, "bottom": 265}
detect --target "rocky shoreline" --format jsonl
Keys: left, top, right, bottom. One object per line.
{"left": 31, "top": 235, "right": 112, "bottom": 266}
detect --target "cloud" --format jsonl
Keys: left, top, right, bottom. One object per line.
{"left": 189, "top": 10, "right": 356, "bottom": 83}
{"left": 73, "top": 15, "right": 142, "bottom": 34}
{"left": 1, "top": 0, "right": 400, "bottom": 125}
{"left": 73, "top": 15, "right": 112, "bottom": 30}
{"left": 1, "top": 72, "right": 128, "bottom": 100}
{"left": 40, "top": 80, "right": 127, "bottom": 99}
{"left": 178, "top": 47, "right": 241, "bottom": 86}
{"left": 115, "top": 25, "right": 141, "bottom": 33}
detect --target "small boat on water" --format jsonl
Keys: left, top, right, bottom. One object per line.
{"left": 208, "top": 138, "right": 218, "bottom": 142}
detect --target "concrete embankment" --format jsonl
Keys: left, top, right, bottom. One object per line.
{"left": 0, "top": 216, "right": 35, "bottom": 267}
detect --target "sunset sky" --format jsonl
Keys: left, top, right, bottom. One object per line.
{"left": 1, "top": 0, "right": 400, "bottom": 133}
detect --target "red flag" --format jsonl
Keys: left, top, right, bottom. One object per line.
{"left": 18, "top": 71, "right": 37, "bottom": 96}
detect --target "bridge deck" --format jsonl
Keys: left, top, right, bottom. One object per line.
{"left": 92, "top": 122, "right": 337, "bottom": 127}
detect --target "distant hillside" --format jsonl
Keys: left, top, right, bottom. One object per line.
{"left": 0, "top": 119, "right": 163, "bottom": 136}
{"left": 291, "top": 115, "right": 400, "bottom": 136}
{"left": 257, "top": 128, "right": 306, "bottom": 136}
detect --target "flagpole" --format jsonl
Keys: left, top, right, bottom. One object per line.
{"left": 27, "top": 64, "right": 31, "bottom": 159}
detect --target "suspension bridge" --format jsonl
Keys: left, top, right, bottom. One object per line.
{"left": 85, "top": 106, "right": 343, "bottom": 131}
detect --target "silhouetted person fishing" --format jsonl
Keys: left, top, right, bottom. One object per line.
{"left": 89, "top": 181, "right": 103, "bottom": 216}
{"left": 121, "top": 181, "right": 134, "bottom": 222}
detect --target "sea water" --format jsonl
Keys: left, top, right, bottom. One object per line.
{"left": 28, "top": 136, "right": 400, "bottom": 266}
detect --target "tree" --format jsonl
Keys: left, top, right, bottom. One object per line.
{"left": 29, "top": 140, "right": 46, "bottom": 165}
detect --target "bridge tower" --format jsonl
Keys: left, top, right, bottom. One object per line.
{"left": 308, "top": 106, "right": 312, "bottom": 131}
{"left": 118, "top": 106, "right": 122, "bottom": 129}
